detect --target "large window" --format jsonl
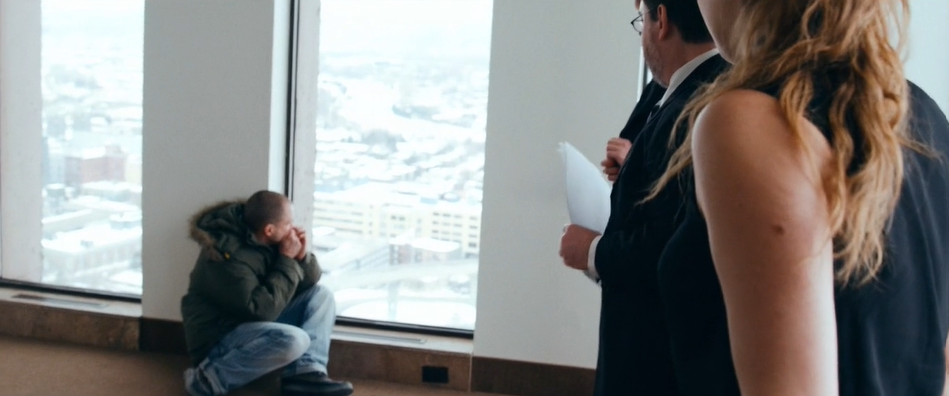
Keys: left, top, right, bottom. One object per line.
{"left": 311, "top": 0, "right": 493, "bottom": 330}
{"left": 4, "top": 0, "right": 144, "bottom": 295}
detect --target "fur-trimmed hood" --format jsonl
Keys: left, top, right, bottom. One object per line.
{"left": 188, "top": 200, "right": 250, "bottom": 261}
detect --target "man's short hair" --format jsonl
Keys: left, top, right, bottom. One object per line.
{"left": 244, "top": 190, "right": 288, "bottom": 232}
{"left": 643, "top": 0, "right": 713, "bottom": 44}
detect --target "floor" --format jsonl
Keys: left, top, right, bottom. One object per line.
{"left": 0, "top": 335, "right": 511, "bottom": 396}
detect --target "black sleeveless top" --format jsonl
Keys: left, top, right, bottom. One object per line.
{"left": 657, "top": 81, "right": 949, "bottom": 396}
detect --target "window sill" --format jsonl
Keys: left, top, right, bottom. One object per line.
{"left": 0, "top": 286, "right": 140, "bottom": 350}
{"left": 332, "top": 324, "right": 472, "bottom": 355}
{"left": 0, "top": 284, "right": 470, "bottom": 354}
{"left": 0, "top": 285, "right": 141, "bottom": 318}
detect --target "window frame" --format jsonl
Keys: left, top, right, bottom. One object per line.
{"left": 287, "top": 0, "right": 484, "bottom": 338}
{"left": 0, "top": 0, "right": 145, "bottom": 302}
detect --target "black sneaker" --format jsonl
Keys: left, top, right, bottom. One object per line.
{"left": 281, "top": 372, "right": 354, "bottom": 396}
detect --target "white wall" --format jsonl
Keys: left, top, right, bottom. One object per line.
{"left": 474, "top": 0, "right": 642, "bottom": 368}
{"left": 0, "top": 0, "right": 44, "bottom": 281}
{"left": 141, "top": 0, "right": 290, "bottom": 320}
{"left": 906, "top": 1, "right": 949, "bottom": 114}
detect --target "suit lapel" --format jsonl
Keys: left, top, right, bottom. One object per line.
{"left": 619, "top": 81, "right": 666, "bottom": 141}
{"left": 640, "top": 55, "right": 727, "bottom": 131}
{"left": 613, "top": 55, "right": 727, "bottom": 190}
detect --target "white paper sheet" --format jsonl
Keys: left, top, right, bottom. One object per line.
{"left": 558, "top": 142, "right": 611, "bottom": 283}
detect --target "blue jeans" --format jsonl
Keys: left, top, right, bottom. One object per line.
{"left": 185, "top": 285, "right": 336, "bottom": 396}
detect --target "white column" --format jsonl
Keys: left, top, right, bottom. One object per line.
{"left": 142, "top": 0, "right": 291, "bottom": 320}
{"left": 475, "top": 0, "right": 641, "bottom": 368}
{"left": 0, "top": 0, "right": 44, "bottom": 281}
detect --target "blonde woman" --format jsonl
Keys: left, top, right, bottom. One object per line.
{"left": 649, "top": 1, "right": 949, "bottom": 395}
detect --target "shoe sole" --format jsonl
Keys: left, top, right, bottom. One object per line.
{"left": 282, "top": 385, "right": 354, "bottom": 396}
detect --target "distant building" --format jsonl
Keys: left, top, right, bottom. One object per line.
{"left": 63, "top": 144, "right": 127, "bottom": 188}
{"left": 44, "top": 138, "right": 66, "bottom": 186}
{"left": 397, "top": 237, "right": 462, "bottom": 264}
{"left": 125, "top": 154, "right": 142, "bottom": 186}
{"left": 43, "top": 184, "right": 69, "bottom": 216}
{"left": 42, "top": 213, "right": 142, "bottom": 283}
{"left": 312, "top": 182, "right": 482, "bottom": 258}
{"left": 311, "top": 227, "right": 390, "bottom": 272}
{"left": 42, "top": 197, "right": 140, "bottom": 234}
{"left": 81, "top": 181, "right": 142, "bottom": 207}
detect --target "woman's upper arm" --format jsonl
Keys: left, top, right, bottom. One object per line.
{"left": 692, "top": 90, "right": 838, "bottom": 396}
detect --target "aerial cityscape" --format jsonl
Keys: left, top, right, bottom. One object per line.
{"left": 40, "top": 0, "right": 145, "bottom": 295}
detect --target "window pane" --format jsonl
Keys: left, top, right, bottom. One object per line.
{"left": 40, "top": 0, "right": 144, "bottom": 295}
{"left": 313, "top": 0, "right": 492, "bottom": 330}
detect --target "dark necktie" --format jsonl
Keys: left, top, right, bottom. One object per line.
{"left": 646, "top": 104, "right": 661, "bottom": 124}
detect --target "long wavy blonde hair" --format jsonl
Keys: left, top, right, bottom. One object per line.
{"left": 649, "top": 0, "right": 915, "bottom": 285}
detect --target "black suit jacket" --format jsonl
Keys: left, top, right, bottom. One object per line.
{"left": 618, "top": 80, "right": 666, "bottom": 142}
{"left": 593, "top": 55, "right": 728, "bottom": 396}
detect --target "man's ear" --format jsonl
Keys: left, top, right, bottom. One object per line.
{"left": 655, "top": 4, "right": 670, "bottom": 41}
{"left": 263, "top": 223, "right": 276, "bottom": 238}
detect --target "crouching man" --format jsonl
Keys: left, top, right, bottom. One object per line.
{"left": 181, "top": 190, "right": 353, "bottom": 396}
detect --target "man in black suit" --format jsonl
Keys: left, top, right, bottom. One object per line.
{"left": 558, "top": 1, "right": 727, "bottom": 395}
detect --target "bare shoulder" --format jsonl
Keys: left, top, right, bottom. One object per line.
{"left": 691, "top": 89, "right": 831, "bottom": 220}
{"left": 692, "top": 89, "right": 788, "bottom": 152}
{"left": 692, "top": 89, "right": 829, "bottom": 173}
{"left": 700, "top": 89, "right": 781, "bottom": 119}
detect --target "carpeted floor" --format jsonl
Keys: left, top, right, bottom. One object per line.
{"left": 0, "top": 335, "right": 510, "bottom": 396}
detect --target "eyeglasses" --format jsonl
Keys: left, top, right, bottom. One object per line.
{"left": 630, "top": 8, "right": 650, "bottom": 35}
